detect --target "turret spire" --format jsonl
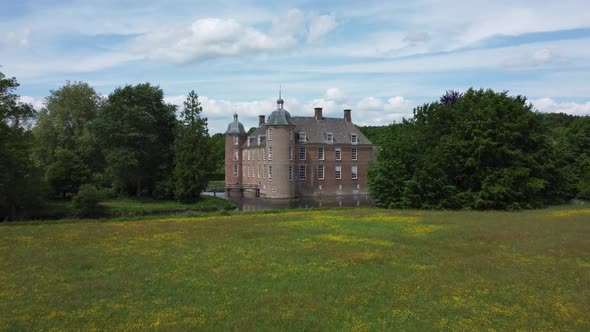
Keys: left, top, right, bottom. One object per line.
{"left": 276, "top": 85, "right": 284, "bottom": 109}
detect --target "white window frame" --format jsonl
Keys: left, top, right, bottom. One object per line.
{"left": 335, "top": 148, "right": 341, "bottom": 161}
{"left": 263, "top": 165, "right": 267, "bottom": 179}
{"left": 258, "top": 166, "right": 260, "bottom": 178}
{"left": 289, "top": 128, "right": 293, "bottom": 141}
{"left": 268, "top": 128, "right": 272, "bottom": 141}
{"left": 335, "top": 165, "right": 341, "bottom": 180}
{"left": 327, "top": 133, "right": 333, "bottom": 143}
{"left": 263, "top": 148, "right": 266, "bottom": 161}
{"left": 234, "top": 149, "right": 239, "bottom": 161}
{"left": 233, "top": 136, "right": 239, "bottom": 145}
{"left": 352, "top": 148, "right": 357, "bottom": 161}
{"left": 268, "top": 146, "right": 272, "bottom": 160}
{"left": 318, "top": 147, "right": 324, "bottom": 160}
{"left": 299, "top": 147, "right": 306, "bottom": 160}
{"left": 234, "top": 165, "right": 239, "bottom": 177}
{"left": 299, "top": 132, "right": 306, "bottom": 143}
{"left": 352, "top": 165, "right": 358, "bottom": 180}
{"left": 268, "top": 165, "right": 272, "bottom": 181}
{"left": 289, "top": 146, "right": 292, "bottom": 160}
{"left": 318, "top": 165, "right": 324, "bottom": 180}
{"left": 299, "top": 165, "right": 306, "bottom": 180}
{"left": 351, "top": 134, "right": 358, "bottom": 144}
{"left": 289, "top": 165, "right": 293, "bottom": 181}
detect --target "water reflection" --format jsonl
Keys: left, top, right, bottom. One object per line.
{"left": 203, "top": 192, "right": 374, "bottom": 211}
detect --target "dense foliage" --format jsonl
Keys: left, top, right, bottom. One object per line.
{"left": 174, "top": 90, "right": 212, "bottom": 203}
{"left": 92, "top": 83, "right": 177, "bottom": 198}
{"left": 0, "top": 72, "right": 47, "bottom": 220}
{"left": 369, "top": 89, "right": 585, "bottom": 210}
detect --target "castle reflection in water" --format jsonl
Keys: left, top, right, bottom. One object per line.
{"left": 204, "top": 192, "right": 374, "bottom": 212}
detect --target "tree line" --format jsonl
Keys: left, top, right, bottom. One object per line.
{"left": 366, "top": 89, "right": 590, "bottom": 210}
{"left": 1, "top": 70, "right": 222, "bottom": 220}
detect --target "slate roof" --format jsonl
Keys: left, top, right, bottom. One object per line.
{"left": 225, "top": 114, "right": 246, "bottom": 135}
{"left": 242, "top": 116, "right": 372, "bottom": 147}
{"left": 290, "top": 117, "right": 372, "bottom": 145}
{"left": 267, "top": 108, "right": 295, "bottom": 126}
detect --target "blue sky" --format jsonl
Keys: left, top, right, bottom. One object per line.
{"left": 1, "top": 0, "right": 590, "bottom": 133}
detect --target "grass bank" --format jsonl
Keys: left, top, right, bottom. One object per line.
{"left": 1, "top": 206, "right": 589, "bottom": 330}
{"left": 32, "top": 195, "right": 236, "bottom": 220}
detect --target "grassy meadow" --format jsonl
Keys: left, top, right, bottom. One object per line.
{"left": 1, "top": 206, "right": 589, "bottom": 330}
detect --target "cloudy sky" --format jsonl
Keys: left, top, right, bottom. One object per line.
{"left": 2, "top": 0, "right": 590, "bottom": 133}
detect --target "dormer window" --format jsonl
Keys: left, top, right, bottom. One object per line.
{"left": 351, "top": 134, "right": 358, "bottom": 144}
{"left": 326, "top": 133, "right": 334, "bottom": 143}
{"left": 299, "top": 132, "right": 306, "bottom": 143}
{"left": 234, "top": 136, "right": 239, "bottom": 145}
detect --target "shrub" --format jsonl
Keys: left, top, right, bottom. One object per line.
{"left": 73, "top": 184, "right": 104, "bottom": 217}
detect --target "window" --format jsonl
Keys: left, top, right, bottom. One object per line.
{"left": 233, "top": 136, "right": 239, "bottom": 145}
{"left": 352, "top": 165, "right": 358, "bottom": 179}
{"left": 289, "top": 165, "right": 293, "bottom": 181}
{"left": 247, "top": 138, "right": 250, "bottom": 147}
{"left": 263, "top": 165, "right": 267, "bottom": 179}
{"left": 234, "top": 149, "right": 239, "bottom": 161}
{"left": 318, "top": 147, "right": 324, "bottom": 160}
{"left": 289, "top": 128, "right": 293, "bottom": 141}
{"left": 247, "top": 167, "right": 250, "bottom": 177}
{"left": 268, "top": 146, "right": 272, "bottom": 160}
{"left": 263, "top": 148, "right": 266, "bottom": 160}
{"left": 268, "top": 166, "right": 272, "bottom": 181}
{"left": 257, "top": 149, "right": 260, "bottom": 160}
{"left": 318, "top": 165, "right": 324, "bottom": 180}
{"left": 299, "top": 165, "right": 306, "bottom": 180}
{"left": 335, "top": 165, "right": 341, "bottom": 180}
{"left": 352, "top": 148, "right": 357, "bottom": 161}
{"left": 257, "top": 136, "right": 261, "bottom": 145}
{"left": 299, "top": 147, "right": 306, "bottom": 160}
{"left": 258, "top": 166, "right": 260, "bottom": 178}
{"left": 289, "top": 146, "right": 292, "bottom": 160}
{"left": 268, "top": 128, "right": 272, "bottom": 141}
{"left": 299, "top": 132, "right": 306, "bottom": 143}
{"left": 327, "top": 133, "right": 333, "bottom": 143}
{"left": 234, "top": 165, "right": 239, "bottom": 177}
{"left": 247, "top": 150, "right": 250, "bottom": 161}
{"left": 351, "top": 134, "right": 358, "bottom": 144}
{"left": 335, "top": 148, "right": 341, "bottom": 161}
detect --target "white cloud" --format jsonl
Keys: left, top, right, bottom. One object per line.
{"left": 270, "top": 9, "right": 306, "bottom": 38}
{"left": 403, "top": 31, "right": 430, "bottom": 44}
{"left": 19, "top": 96, "right": 45, "bottom": 110}
{"left": 0, "top": 29, "right": 30, "bottom": 49}
{"left": 164, "top": 92, "right": 414, "bottom": 133}
{"left": 307, "top": 14, "right": 337, "bottom": 43}
{"left": 531, "top": 98, "right": 590, "bottom": 116}
{"left": 132, "top": 18, "right": 296, "bottom": 64}
{"left": 324, "top": 87, "right": 346, "bottom": 103}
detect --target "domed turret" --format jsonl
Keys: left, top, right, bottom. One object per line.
{"left": 225, "top": 112, "right": 246, "bottom": 135}
{"left": 267, "top": 91, "right": 294, "bottom": 126}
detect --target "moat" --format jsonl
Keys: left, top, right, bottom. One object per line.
{"left": 203, "top": 192, "right": 375, "bottom": 211}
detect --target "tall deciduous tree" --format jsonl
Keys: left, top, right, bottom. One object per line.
{"left": 369, "top": 88, "right": 570, "bottom": 210}
{"left": 92, "top": 83, "right": 176, "bottom": 197}
{"left": 173, "top": 90, "right": 212, "bottom": 203}
{"left": 0, "top": 70, "right": 46, "bottom": 220}
{"left": 34, "top": 81, "right": 102, "bottom": 197}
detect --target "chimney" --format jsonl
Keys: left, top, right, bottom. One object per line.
{"left": 314, "top": 107, "right": 323, "bottom": 120}
{"left": 259, "top": 115, "right": 265, "bottom": 126}
{"left": 343, "top": 109, "right": 351, "bottom": 123}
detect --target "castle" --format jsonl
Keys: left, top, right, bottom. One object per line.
{"left": 225, "top": 94, "right": 374, "bottom": 198}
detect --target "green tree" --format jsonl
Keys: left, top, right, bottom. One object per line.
{"left": 92, "top": 83, "right": 176, "bottom": 197}
{"left": 369, "top": 88, "right": 568, "bottom": 210}
{"left": 173, "top": 90, "right": 212, "bottom": 203}
{"left": 0, "top": 70, "right": 47, "bottom": 220}
{"left": 34, "top": 82, "right": 102, "bottom": 196}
